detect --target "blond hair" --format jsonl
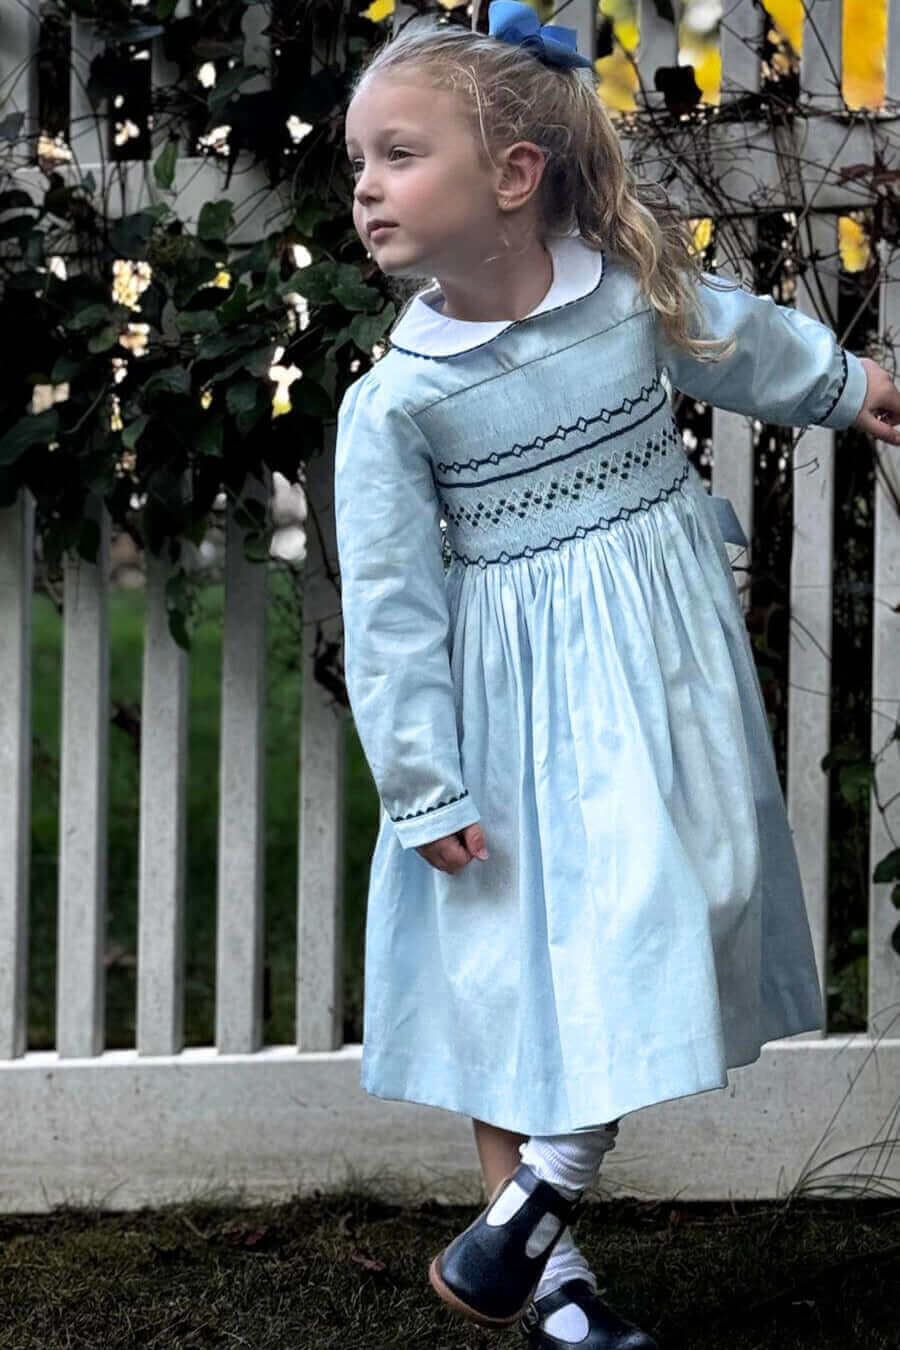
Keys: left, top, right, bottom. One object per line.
{"left": 350, "top": 22, "right": 736, "bottom": 362}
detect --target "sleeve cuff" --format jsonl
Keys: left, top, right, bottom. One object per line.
{"left": 819, "top": 350, "right": 868, "bottom": 429}
{"left": 390, "top": 789, "right": 482, "bottom": 850}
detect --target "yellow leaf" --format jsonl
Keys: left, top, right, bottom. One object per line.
{"left": 615, "top": 19, "right": 639, "bottom": 53}
{"left": 843, "top": 0, "right": 886, "bottom": 108}
{"left": 761, "top": 0, "right": 803, "bottom": 55}
{"left": 362, "top": 0, "right": 394, "bottom": 21}
{"left": 684, "top": 41, "right": 721, "bottom": 105}
{"left": 839, "top": 216, "right": 872, "bottom": 273}
{"left": 595, "top": 49, "right": 639, "bottom": 114}
{"left": 690, "top": 217, "right": 713, "bottom": 256}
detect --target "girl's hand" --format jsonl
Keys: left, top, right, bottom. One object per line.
{"left": 415, "top": 821, "right": 489, "bottom": 874}
{"left": 853, "top": 358, "right": 900, "bottom": 444}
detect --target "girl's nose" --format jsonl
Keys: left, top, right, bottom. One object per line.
{"left": 353, "top": 164, "right": 378, "bottom": 202}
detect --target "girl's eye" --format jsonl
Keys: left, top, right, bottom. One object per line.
{"left": 349, "top": 148, "right": 412, "bottom": 176}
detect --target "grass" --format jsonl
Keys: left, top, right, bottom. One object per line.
{"left": 0, "top": 1182, "right": 898, "bottom": 1348}
{"left": 27, "top": 574, "right": 377, "bottom": 1050}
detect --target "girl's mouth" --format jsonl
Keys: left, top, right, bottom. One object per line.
{"left": 369, "top": 225, "right": 396, "bottom": 240}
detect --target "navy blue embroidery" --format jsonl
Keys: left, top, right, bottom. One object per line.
{"left": 387, "top": 249, "right": 606, "bottom": 361}
{"left": 436, "top": 390, "right": 671, "bottom": 491}
{"left": 391, "top": 789, "right": 470, "bottom": 824}
{"left": 436, "top": 380, "right": 664, "bottom": 474}
{"left": 449, "top": 463, "right": 692, "bottom": 569}
{"left": 438, "top": 421, "right": 681, "bottom": 533}
{"left": 819, "top": 348, "right": 848, "bottom": 424}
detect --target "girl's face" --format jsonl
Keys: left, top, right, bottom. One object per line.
{"left": 344, "top": 73, "right": 504, "bottom": 281}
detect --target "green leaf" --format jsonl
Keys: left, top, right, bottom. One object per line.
{"left": 286, "top": 260, "right": 339, "bottom": 305}
{"left": 175, "top": 309, "right": 219, "bottom": 335}
{"left": 196, "top": 413, "right": 224, "bottom": 457}
{"left": 108, "top": 210, "right": 157, "bottom": 259}
{"left": 294, "top": 378, "right": 332, "bottom": 420}
{"left": 332, "top": 277, "right": 380, "bottom": 312}
{"left": 122, "top": 414, "right": 150, "bottom": 450}
{"left": 143, "top": 367, "right": 191, "bottom": 399}
{"left": 51, "top": 355, "right": 88, "bottom": 383}
{"left": 243, "top": 346, "right": 276, "bottom": 378}
{"left": 218, "top": 282, "right": 249, "bottom": 323}
{"left": 349, "top": 305, "right": 395, "bottom": 353}
{"left": 206, "top": 64, "right": 260, "bottom": 113}
{"left": 197, "top": 329, "right": 259, "bottom": 363}
{"left": 838, "top": 762, "right": 874, "bottom": 806}
{"left": 67, "top": 303, "right": 114, "bottom": 332}
{"left": 893, "top": 883, "right": 900, "bottom": 910}
{"left": 173, "top": 261, "right": 221, "bottom": 307}
{"left": 226, "top": 381, "right": 260, "bottom": 415}
{"left": 292, "top": 200, "right": 331, "bottom": 234}
{"left": 197, "top": 200, "right": 235, "bottom": 243}
{"left": 88, "top": 325, "right": 120, "bottom": 353}
{"left": 873, "top": 847, "right": 900, "bottom": 884}
{"left": 153, "top": 137, "right": 178, "bottom": 191}
{"left": 230, "top": 238, "right": 276, "bottom": 278}
{"left": 236, "top": 394, "right": 267, "bottom": 436}
{"left": 0, "top": 409, "right": 60, "bottom": 466}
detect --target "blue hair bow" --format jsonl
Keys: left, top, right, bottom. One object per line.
{"left": 487, "top": 1, "right": 593, "bottom": 71}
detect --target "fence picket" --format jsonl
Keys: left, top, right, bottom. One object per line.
{"left": 69, "top": 16, "right": 105, "bottom": 168}
{"left": 0, "top": 0, "right": 39, "bottom": 144}
{"left": 57, "top": 495, "right": 110, "bottom": 1058}
{"left": 215, "top": 484, "right": 268, "bottom": 1053}
{"left": 297, "top": 431, "right": 345, "bottom": 1051}
{"left": 787, "top": 212, "right": 839, "bottom": 1025}
{"left": 0, "top": 493, "right": 34, "bottom": 1060}
{"left": 636, "top": 0, "right": 679, "bottom": 109}
{"left": 868, "top": 241, "right": 900, "bottom": 1037}
{"left": 136, "top": 554, "right": 189, "bottom": 1055}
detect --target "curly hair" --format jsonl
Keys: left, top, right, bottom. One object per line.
{"left": 348, "top": 20, "right": 736, "bottom": 362}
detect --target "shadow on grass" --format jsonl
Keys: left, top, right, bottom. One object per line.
{"left": 1, "top": 1163, "right": 899, "bottom": 1350}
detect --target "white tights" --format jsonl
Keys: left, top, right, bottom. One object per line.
{"left": 519, "top": 1119, "right": 620, "bottom": 1198}
{"left": 520, "top": 1121, "right": 620, "bottom": 1338}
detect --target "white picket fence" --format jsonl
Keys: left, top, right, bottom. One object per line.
{"left": 0, "top": 0, "right": 898, "bottom": 1213}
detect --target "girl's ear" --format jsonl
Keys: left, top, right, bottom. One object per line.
{"left": 496, "top": 140, "right": 547, "bottom": 210}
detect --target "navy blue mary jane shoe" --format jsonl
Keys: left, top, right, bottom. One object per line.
{"left": 519, "top": 1277, "right": 660, "bottom": 1348}
{"left": 427, "top": 1161, "right": 584, "bottom": 1328}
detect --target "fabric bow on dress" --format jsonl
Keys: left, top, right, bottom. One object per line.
{"left": 487, "top": 1, "right": 594, "bottom": 71}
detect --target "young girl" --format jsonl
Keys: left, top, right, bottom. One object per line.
{"left": 335, "top": 4, "right": 900, "bottom": 1346}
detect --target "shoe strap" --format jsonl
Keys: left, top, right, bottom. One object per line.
{"left": 530, "top": 1277, "right": 597, "bottom": 1320}
{"left": 514, "top": 1163, "right": 584, "bottom": 1221}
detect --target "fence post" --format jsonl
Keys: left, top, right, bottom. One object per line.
{"left": 0, "top": 493, "right": 34, "bottom": 1060}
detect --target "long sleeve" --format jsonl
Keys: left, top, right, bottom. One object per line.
{"left": 334, "top": 373, "right": 481, "bottom": 851}
{"left": 654, "top": 272, "right": 868, "bottom": 429}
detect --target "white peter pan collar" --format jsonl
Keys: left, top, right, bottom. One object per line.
{"left": 387, "top": 232, "right": 605, "bottom": 359}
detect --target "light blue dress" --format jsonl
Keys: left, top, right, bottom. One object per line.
{"left": 333, "top": 232, "right": 867, "bottom": 1136}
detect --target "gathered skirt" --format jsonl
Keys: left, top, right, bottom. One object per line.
{"left": 359, "top": 473, "right": 824, "bottom": 1135}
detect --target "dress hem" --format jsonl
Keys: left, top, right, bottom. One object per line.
{"left": 359, "top": 1019, "right": 825, "bottom": 1136}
